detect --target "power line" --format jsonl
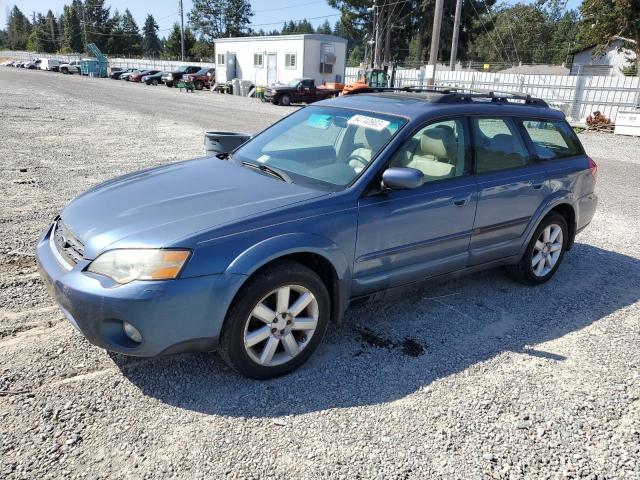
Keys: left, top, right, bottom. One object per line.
{"left": 249, "top": 13, "right": 341, "bottom": 28}
{"left": 468, "top": 0, "right": 506, "bottom": 62}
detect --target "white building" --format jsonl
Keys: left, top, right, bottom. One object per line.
{"left": 569, "top": 40, "right": 637, "bottom": 76}
{"left": 213, "top": 34, "right": 348, "bottom": 86}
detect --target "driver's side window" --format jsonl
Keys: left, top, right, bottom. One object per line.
{"left": 389, "top": 118, "right": 470, "bottom": 183}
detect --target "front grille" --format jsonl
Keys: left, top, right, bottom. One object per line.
{"left": 53, "top": 221, "right": 85, "bottom": 266}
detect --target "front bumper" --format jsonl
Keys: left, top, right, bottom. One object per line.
{"left": 36, "top": 223, "right": 246, "bottom": 357}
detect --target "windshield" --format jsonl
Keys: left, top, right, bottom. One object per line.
{"left": 233, "top": 106, "right": 405, "bottom": 189}
{"left": 287, "top": 78, "right": 303, "bottom": 87}
{"left": 177, "top": 66, "right": 190, "bottom": 73}
{"left": 195, "top": 68, "right": 207, "bottom": 75}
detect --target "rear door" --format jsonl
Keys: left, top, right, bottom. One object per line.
{"left": 469, "top": 116, "right": 549, "bottom": 265}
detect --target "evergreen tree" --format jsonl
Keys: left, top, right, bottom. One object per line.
{"left": 163, "top": 23, "right": 195, "bottom": 59}
{"left": 142, "top": 14, "right": 162, "bottom": 57}
{"left": 60, "top": 1, "right": 84, "bottom": 53}
{"left": 106, "top": 10, "right": 126, "bottom": 54}
{"left": 45, "top": 10, "right": 59, "bottom": 52}
{"left": 83, "top": 0, "right": 111, "bottom": 51}
{"left": 188, "top": 0, "right": 253, "bottom": 42}
{"left": 121, "top": 9, "right": 142, "bottom": 56}
{"left": 347, "top": 45, "right": 362, "bottom": 66}
{"left": 316, "top": 19, "right": 333, "bottom": 35}
{"left": 6, "top": 6, "right": 31, "bottom": 50}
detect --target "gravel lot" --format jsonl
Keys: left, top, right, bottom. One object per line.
{"left": 1, "top": 67, "right": 639, "bottom": 479}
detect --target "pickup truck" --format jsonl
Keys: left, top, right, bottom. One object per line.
{"left": 161, "top": 65, "right": 201, "bottom": 87}
{"left": 264, "top": 78, "right": 341, "bottom": 106}
{"left": 60, "top": 60, "right": 81, "bottom": 75}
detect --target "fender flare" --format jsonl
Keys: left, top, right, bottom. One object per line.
{"left": 225, "top": 233, "right": 352, "bottom": 322}
{"left": 518, "top": 191, "right": 576, "bottom": 257}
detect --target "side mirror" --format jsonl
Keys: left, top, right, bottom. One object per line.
{"left": 381, "top": 167, "right": 424, "bottom": 190}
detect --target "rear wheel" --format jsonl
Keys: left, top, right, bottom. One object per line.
{"left": 279, "top": 94, "right": 291, "bottom": 106}
{"left": 219, "top": 260, "right": 330, "bottom": 379}
{"left": 507, "top": 212, "right": 568, "bottom": 285}
{"left": 165, "top": 82, "right": 173, "bottom": 88}
{"left": 152, "top": 79, "right": 158, "bottom": 86}
{"left": 195, "top": 80, "right": 204, "bottom": 90}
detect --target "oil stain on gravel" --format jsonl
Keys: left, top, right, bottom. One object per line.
{"left": 356, "top": 327, "right": 426, "bottom": 357}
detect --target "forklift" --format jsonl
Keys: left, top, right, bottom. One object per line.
{"left": 341, "top": 64, "right": 396, "bottom": 95}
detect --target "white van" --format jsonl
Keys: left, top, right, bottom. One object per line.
{"left": 39, "top": 59, "right": 60, "bottom": 72}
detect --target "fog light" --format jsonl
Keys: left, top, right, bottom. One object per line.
{"left": 123, "top": 322, "right": 142, "bottom": 343}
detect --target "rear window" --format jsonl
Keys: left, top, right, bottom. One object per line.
{"left": 521, "top": 119, "right": 582, "bottom": 159}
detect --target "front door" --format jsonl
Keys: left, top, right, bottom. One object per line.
{"left": 353, "top": 118, "right": 478, "bottom": 295}
{"left": 468, "top": 116, "right": 549, "bottom": 265}
{"left": 266, "top": 54, "right": 277, "bottom": 85}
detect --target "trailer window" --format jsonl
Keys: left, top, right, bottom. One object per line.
{"left": 217, "top": 53, "right": 225, "bottom": 66}
{"left": 253, "top": 53, "right": 263, "bottom": 68}
{"left": 285, "top": 53, "right": 297, "bottom": 69}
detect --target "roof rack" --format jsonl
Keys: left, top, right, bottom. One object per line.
{"left": 350, "top": 85, "right": 548, "bottom": 107}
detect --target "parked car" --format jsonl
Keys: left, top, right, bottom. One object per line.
{"left": 24, "top": 59, "right": 42, "bottom": 69}
{"left": 39, "top": 58, "right": 60, "bottom": 71}
{"left": 183, "top": 67, "right": 215, "bottom": 90}
{"left": 161, "top": 65, "right": 201, "bottom": 87}
{"left": 109, "top": 67, "right": 136, "bottom": 80}
{"left": 264, "top": 78, "right": 341, "bottom": 106}
{"left": 1, "top": 60, "right": 14, "bottom": 67}
{"left": 60, "top": 60, "right": 81, "bottom": 74}
{"left": 120, "top": 69, "right": 142, "bottom": 81}
{"left": 141, "top": 71, "right": 165, "bottom": 86}
{"left": 36, "top": 90, "right": 597, "bottom": 379}
{"left": 128, "top": 70, "right": 160, "bottom": 83}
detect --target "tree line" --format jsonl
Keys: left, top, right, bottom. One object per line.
{"left": 1, "top": 0, "right": 638, "bottom": 72}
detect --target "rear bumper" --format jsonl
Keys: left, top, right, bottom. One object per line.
{"left": 36, "top": 223, "right": 246, "bottom": 357}
{"left": 576, "top": 192, "right": 598, "bottom": 232}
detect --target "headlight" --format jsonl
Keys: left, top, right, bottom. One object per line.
{"left": 87, "top": 249, "right": 190, "bottom": 284}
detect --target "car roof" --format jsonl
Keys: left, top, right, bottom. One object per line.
{"left": 317, "top": 91, "right": 565, "bottom": 121}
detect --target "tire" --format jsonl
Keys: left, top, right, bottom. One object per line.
{"left": 219, "top": 260, "right": 330, "bottom": 379}
{"left": 506, "top": 212, "right": 568, "bottom": 285}
{"left": 165, "top": 82, "right": 173, "bottom": 88}
{"left": 61, "top": 68, "right": 68, "bottom": 74}
{"left": 152, "top": 79, "right": 158, "bottom": 86}
{"left": 194, "top": 80, "right": 204, "bottom": 90}
{"left": 279, "top": 94, "right": 291, "bottom": 106}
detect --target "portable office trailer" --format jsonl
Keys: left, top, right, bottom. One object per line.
{"left": 213, "top": 34, "right": 347, "bottom": 87}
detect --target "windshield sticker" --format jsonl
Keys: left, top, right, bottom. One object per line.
{"left": 257, "top": 154, "right": 270, "bottom": 163}
{"left": 306, "top": 113, "right": 333, "bottom": 130}
{"left": 347, "top": 115, "right": 391, "bottom": 131}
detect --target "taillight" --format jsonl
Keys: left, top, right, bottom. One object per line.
{"left": 587, "top": 156, "right": 598, "bottom": 180}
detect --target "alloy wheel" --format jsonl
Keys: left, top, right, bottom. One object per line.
{"left": 243, "top": 285, "right": 319, "bottom": 367}
{"left": 531, "top": 223, "right": 563, "bottom": 277}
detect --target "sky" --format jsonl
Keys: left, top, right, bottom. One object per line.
{"left": 1, "top": 0, "right": 583, "bottom": 37}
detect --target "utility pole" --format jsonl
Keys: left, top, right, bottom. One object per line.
{"left": 179, "top": 0, "right": 185, "bottom": 61}
{"left": 449, "top": 0, "right": 463, "bottom": 71}
{"left": 81, "top": 4, "right": 88, "bottom": 52}
{"left": 427, "top": 0, "right": 444, "bottom": 86}
{"left": 372, "top": 0, "right": 378, "bottom": 68}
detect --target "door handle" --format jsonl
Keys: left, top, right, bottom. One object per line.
{"left": 532, "top": 183, "right": 544, "bottom": 190}
{"left": 453, "top": 195, "right": 471, "bottom": 207}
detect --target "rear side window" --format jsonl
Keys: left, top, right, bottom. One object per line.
{"left": 471, "top": 118, "right": 529, "bottom": 173}
{"left": 521, "top": 119, "right": 583, "bottom": 159}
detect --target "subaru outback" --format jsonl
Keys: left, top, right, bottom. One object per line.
{"left": 36, "top": 90, "right": 598, "bottom": 379}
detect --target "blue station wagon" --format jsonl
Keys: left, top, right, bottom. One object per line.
{"left": 36, "top": 90, "right": 598, "bottom": 378}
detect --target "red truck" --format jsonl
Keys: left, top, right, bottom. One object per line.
{"left": 182, "top": 67, "right": 216, "bottom": 90}
{"left": 263, "top": 78, "right": 342, "bottom": 106}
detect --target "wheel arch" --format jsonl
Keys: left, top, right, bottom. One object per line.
{"left": 225, "top": 233, "right": 351, "bottom": 324}
{"left": 521, "top": 193, "right": 577, "bottom": 256}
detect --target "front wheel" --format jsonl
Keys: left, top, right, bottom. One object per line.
{"left": 194, "top": 80, "right": 204, "bottom": 90}
{"left": 218, "top": 260, "right": 330, "bottom": 379}
{"left": 507, "top": 212, "right": 568, "bottom": 285}
{"left": 165, "top": 82, "right": 173, "bottom": 88}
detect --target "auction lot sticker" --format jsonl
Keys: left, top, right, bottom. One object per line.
{"left": 347, "top": 115, "right": 391, "bottom": 131}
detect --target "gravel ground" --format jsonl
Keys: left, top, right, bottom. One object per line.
{"left": 1, "top": 67, "right": 639, "bottom": 479}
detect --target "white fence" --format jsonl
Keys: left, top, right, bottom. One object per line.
{"left": 346, "top": 66, "right": 640, "bottom": 123}
{"left": 1, "top": 50, "right": 214, "bottom": 72}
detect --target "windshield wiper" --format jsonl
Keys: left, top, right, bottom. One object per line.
{"left": 241, "top": 161, "right": 293, "bottom": 183}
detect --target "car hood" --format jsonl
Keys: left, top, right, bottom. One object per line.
{"left": 61, "top": 157, "right": 328, "bottom": 258}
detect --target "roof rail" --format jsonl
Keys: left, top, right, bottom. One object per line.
{"left": 348, "top": 85, "right": 548, "bottom": 107}
{"left": 431, "top": 89, "right": 548, "bottom": 107}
